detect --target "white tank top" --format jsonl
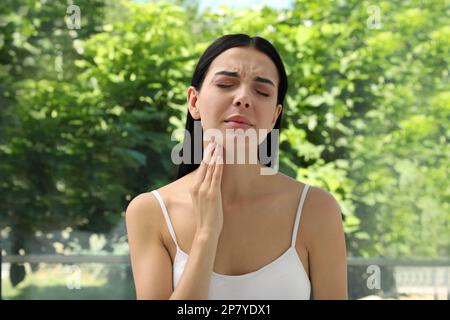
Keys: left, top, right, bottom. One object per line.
{"left": 151, "top": 184, "right": 311, "bottom": 300}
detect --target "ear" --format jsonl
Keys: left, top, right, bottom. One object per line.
{"left": 270, "top": 104, "right": 283, "bottom": 129}
{"left": 187, "top": 86, "right": 201, "bottom": 120}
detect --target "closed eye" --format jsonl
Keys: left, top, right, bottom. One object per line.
{"left": 217, "top": 84, "right": 270, "bottom": 97}
{"left": 256, "top": 90, "right": 270, "bottom": 97}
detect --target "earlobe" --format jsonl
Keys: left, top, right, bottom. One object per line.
{"left": 193, "top": 99, "right": 200, "bottom": 119}
{"left": 187, "top": 87, "right": 201, "bottom": 120}
{"left": 189, "top": 105, "right": 200, "bottom": 120}
{"left": 193, "top": 108, "right": 200, "bottom": 120}
{"left": 272, "top": 104, "right": 282, "bottom": 125}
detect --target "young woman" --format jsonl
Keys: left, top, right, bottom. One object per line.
{"left": 126, "top": 34, "right": 347, "bottom": 300}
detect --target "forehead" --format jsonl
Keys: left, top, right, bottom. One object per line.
{"left": 207, "top": 47, "right": 279, "bottom": 85}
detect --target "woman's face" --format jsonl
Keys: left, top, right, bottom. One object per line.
{"left": 187, "top": 47, "right": 283, "bottom": 156}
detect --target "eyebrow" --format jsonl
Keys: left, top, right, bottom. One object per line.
{"left": 213, "top": 70, "right": 275, "bottom": 87}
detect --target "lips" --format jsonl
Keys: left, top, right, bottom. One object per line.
{"left": 224, "top": 115, "right": 252, "bottom": 126}
{"left": 224, "top": 121, "right": 252, "bottom": 129}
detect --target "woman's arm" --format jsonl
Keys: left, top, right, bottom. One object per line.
{"left": 126, "top": 193, "right": 220, "bottom": 300}
{"left": 305, "top": 188, "right": 348, "bottom": 300}
{"left": 126, "top": 193, "right": 173, "bottom": 299}
{"left": 169, "top": 230, "right": 220, "bottom": 300}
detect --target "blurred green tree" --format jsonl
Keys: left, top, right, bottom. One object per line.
{"left": 0, "top": 0, "right": 448, "bottom": 294}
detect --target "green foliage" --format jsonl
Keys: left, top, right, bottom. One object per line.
{"left": 1, "top": 0, "right": 448, "bottom": 268}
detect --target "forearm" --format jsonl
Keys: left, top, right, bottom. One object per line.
{"left": 169, "top": 231, "right": 219, "bottom": 300}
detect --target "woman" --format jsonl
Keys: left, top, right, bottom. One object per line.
{"left": 126, "top": 34, "right": 347, "bottom": 300}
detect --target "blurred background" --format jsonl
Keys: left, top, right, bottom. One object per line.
{"left": 0, "top": 0, "right": 449, "bottom": 300}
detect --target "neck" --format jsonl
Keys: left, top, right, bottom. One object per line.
{"left": 189, "top": 140, "right": 276, "bottom": 205}
{"left": 220, "top": 161, "right": 266, "bottom": 204}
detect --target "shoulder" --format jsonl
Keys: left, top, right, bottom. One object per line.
{"left": 272, "top": 174, "right": 344, "bottom": 244}
{"left": 125, "top": 176, "right": 187, "bottom": 235}
{"left": 272, "top": 172, "right": 305, "bottom": 193}
{"left": 125, "top": 191, "right": 165, "bottom": 238}
{"left": 264, "top": 172, "right": 342, "bottom": 219}
{"left": 126, "top": 191, "right": 160, "bottom": 218}
{"left": 126, "top": 174, "right": 186, "bottom": 221}
{"left": 300, "top": 185, "right": 347, "bottom": 299}
{"left": 301, "top": 185, "right": 344, "bottom": 248}
{"left": 306, "top": 186, "right": 342, "bottom": 221}
{"left": 125, "top": 190, "right": 175, "bottom": 299}
{"left": 275, "top": 174, "right": 342, "bottom": 226}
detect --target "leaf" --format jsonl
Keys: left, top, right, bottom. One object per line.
{"left": 122, "top": 148, "right": 147, "bottom": 166}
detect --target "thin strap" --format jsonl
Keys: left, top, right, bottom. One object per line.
{"left": 151, "top": 190, "right": 179, "bottom": 248}
{"left": 291, "top": 184, "right": 310, "bottom": 247}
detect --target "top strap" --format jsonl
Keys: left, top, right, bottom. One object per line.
{"left": 291, "top": 184, "right": 310, "bottom": 247}
{"left": 151, "top": 190, "right": 179, "bottom": 248}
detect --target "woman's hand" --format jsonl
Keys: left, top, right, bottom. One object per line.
{"left": 189, "top": 140, "right": 224, "bottom": 237}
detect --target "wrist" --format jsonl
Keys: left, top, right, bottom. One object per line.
{"left": 195, "top": 228, "right": 220, "bottom": 243}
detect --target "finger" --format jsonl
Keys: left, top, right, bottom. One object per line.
{"left": 204, "top": 143, "right": 218, "bottom": 184}
{"left": 204, "top": 141, "right": 216, "bottom": 166}
{"left": 215, "top": 143, "right": 223, "bottom": 165}
{"left": 194, "top": 142, "right": 216, "bottom": 186}
{"left": 211, "top": 144, "right": 223, "bottom": 191}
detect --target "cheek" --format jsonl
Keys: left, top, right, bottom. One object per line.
{"left": 256, "top": 108, "right": 277, "bottom": 127}
{"left": 198, "top": 101, "right": 225, "bottom": 129}
{"left": 200, "top": 94, "right": 228, "bottom": 117}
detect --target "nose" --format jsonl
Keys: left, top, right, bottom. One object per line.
{"left": 235, "top": 100, "right": 250, "bottom": 108}
{"left": 233, "top": 86, "right": 251, "bottom": 108}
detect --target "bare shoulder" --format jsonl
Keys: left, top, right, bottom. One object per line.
{"left": 125, "top": 175, "right": 190, "bottom": 237}
{"left": 273, "top": 171, "right": 305, "bottom": 191}
{"left": 125, "top": 191, "right": 165, "bottom": 236}
{"left": 301, "top": 185, "right": 344, "bottom": 247}
{"left": 306, "top": 186, "right": 342, "bottom": 219}
{"left": 300, "top": 185, "right": 347, "bottom": 299}
{"left": 265, "top": 171, "right": 341, "bottom": 216}
{"left": 125, "top": 190, "right": 175, "bottom": 299}
{"left": 273, "top": 173, "right": 342, "bottom": 225}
